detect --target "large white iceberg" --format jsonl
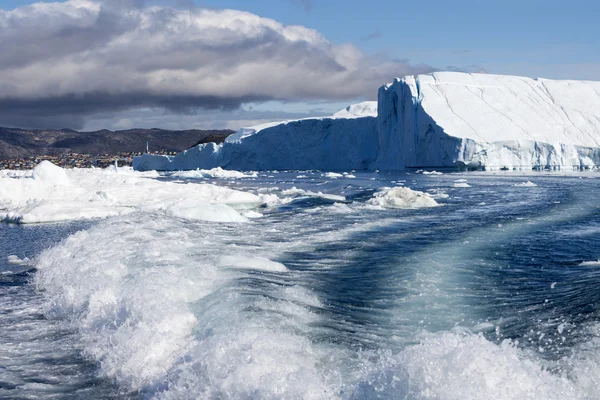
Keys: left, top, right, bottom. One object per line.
{"left": 376, "top": 72, "right": 600, "bottom": 170}
{"left": 134, "top": 73, "right": 600, "bottom": 171}
{"left": 134, "top": 101, "right": 378, "bottom": 171}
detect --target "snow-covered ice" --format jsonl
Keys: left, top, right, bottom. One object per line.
{"left": 580, "top": 260, "right": 600, "bottom": 266}
{"left": 7, "top": 255, "right": 31, "bottom": 265}
{"left": 514, "top": 181, "right": 538, "bottom": 187}
{"left": 0, "top": 162, "right": 262, "bottom": 224}
{"left": 134, "top": 101, "right": 378, "bottom": 171}
{"left": 170, "top": 168, "right": 258, "bottom": 179}
{"left": 368, "top": 187, "right": 439, "bottom": 209}
{"left": 376, "top": 72, "right": 600, "bottom": 170}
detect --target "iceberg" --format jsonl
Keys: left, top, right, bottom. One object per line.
{"left": 376, "top": 72, "right": 600, "bottom": 170}
{"left": 134, "top": 73, "right": 600, "bottom": 172}
{"left": 134, "top": 101, "right": 378, "bottom": 171}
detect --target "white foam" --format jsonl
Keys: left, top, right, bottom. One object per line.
{"left": 351, "top": 329, "right": 595, "bottom": 399}
{"left": 33, "top": 213, "right": 334, "bottom": 397}
{"left": 218, "top": 255, "right": 288, "bottom": 272}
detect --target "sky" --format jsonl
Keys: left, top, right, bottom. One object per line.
{"left": 1, "top": 0, "right": 599, "bottom": 131}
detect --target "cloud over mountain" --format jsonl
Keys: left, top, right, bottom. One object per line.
{"left": 0, "top": 0, "right": 434, "bottom": 128}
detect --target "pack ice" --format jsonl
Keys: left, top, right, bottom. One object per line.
{"left": 0, "top": 161, "right": 261, "bottom": 224}
{"left": 134, "top": 72, "right": 600, "bottom": 171}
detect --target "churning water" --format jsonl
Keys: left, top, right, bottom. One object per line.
{"left": 2, "top": 171, "right": 600, "bottom": 399}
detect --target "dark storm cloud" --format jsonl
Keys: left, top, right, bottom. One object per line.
{"left": 0, "top": 1, "right": 436, "bottom": 129}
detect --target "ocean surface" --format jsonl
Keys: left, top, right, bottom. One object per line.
{"left": 2, "top": 171, "right": 600, "bottom": 399}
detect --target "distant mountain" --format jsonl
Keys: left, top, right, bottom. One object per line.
{"left": 0, "top": 127, "right": 234, "bottom": 159}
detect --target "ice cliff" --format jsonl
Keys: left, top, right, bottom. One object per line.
{"left": 376, "top": 72, "right": 600, "bottom": 170}
{"left": 134, "top": 73, "right": 600, "bottom": 171}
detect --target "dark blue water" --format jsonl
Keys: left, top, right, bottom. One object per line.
{"left": 2, "top": 171, "right": 600, "bottom": 398}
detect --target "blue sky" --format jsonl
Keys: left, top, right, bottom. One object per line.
{"left": 203, "top": 0, "right": 600, "bottom": 80}
{"left": 1, "top": 0, "right": 599, "bottom": 130}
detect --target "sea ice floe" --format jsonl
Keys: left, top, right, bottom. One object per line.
{"left": 0, "top": 162, "right": 262, "bottom": 224}
{"left": 322, "top": 172, "right": 343, "bottom": 179}
{"left": 368, "top": 187, "right": 439, "bottom": 209}
{"left": 170, "top": 167, "right": 258, "bottom": 179}
{"left": 7, "top": 255, "right": 31, "bottom": 265}
{"left": 453, "top": 182, "right": 472, "bottom": 188}
{"left": 580, "top": 260, "right": 600, "bottom": 266}
{"left": 514, "top": 181, "right": 538, "bottom": 187}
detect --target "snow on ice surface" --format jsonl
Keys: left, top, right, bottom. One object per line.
{"left": 368, "top": 187, "right": 439, "bottom": 209}
{"left": 580, "top": 260, "right": 600, "bottom": 266}
{"left": 514, "top": 181, "right": 538, "bottom": 187}
{"left": 0, "top": 163, "right": 262, "bottom": 224}
{"left": 376, "top": 72, "right": 600, "bottom": 170}
{"left": 170, "top": 167, "right": 258, "bottom": 179}
{"left": 133, "top": 101, "right": 378, "bottom": 171}
{"left": 6, "top": 255, "right": 31, "bottom": 265}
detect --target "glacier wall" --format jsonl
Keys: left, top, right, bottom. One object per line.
{"left": 375, "top": 72, "right": 600, "bottom": 170}
{"left": 134, "top": 73, "right": 600, "bottom": 172}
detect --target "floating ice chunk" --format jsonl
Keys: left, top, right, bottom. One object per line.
{"left": 32, "top": 161, "right": 70, "bottom": 185}
{"left": 280, "top": 187, "right": 345, "bottom": 202}
{"left": 428, "top": 189, "right": 450, "bottom": 199}
{"left": 322, "top": 172, "right": 343, "bottom": 179}
{"left": 453, "top": 182, "right": 472, "bottom": 188}
{"left": 0, "top": 162, "right": 262, "bottom": 224}
{"left": 7, "top": 255, "right": 31, "bottom": 265}
{"left": 218, "top": 255, "right": 288, "bottom": 272}
{"left": 171, "top": 168, "right": 257, "bottom": 179}
{"left": 514, "top": 181, "right": 538, "bottom": 187}
{"left": 243, "top": 210, "right": 264, "bottom": 218}
{"left": 422, "top": 170, "right": 444, "bottom": 175}
{"left": 162, "top": 199, "right": 247, "bottom": 223}
{"left": 281, "top": 187, "right": 307, "bottom": 196}
{"left": 368, "top": 187, "right": 439, "bottom": 209}
{"left": 580, "top": 260, "right": 600, "bottom": 266}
